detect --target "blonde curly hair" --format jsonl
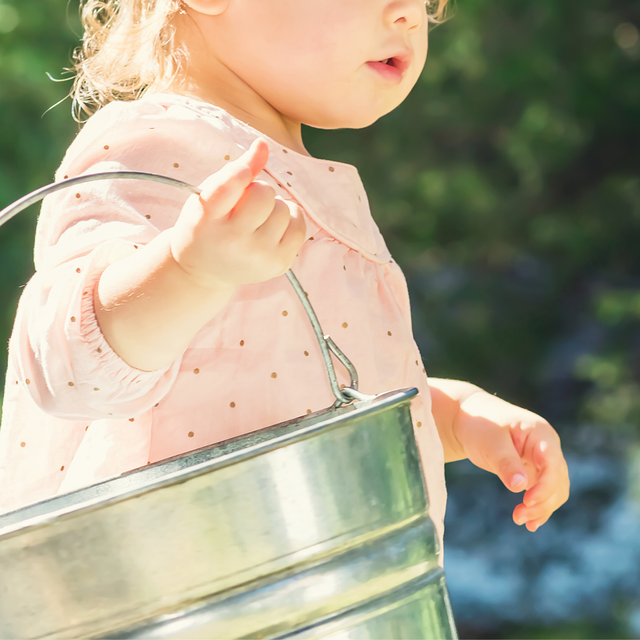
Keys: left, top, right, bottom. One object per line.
{"left": 71, "top": 0, "right": 451, "bottom": 121}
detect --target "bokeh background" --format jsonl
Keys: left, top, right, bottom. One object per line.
{"left": 1, "top": 0, "right": 639, "bottom": 637}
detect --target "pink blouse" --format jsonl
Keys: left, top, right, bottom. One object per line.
{"left": 0, "top": 94, "right": 446, "bottom": 553}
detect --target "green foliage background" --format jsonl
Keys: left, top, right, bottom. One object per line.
{"left": 1, "top": 1, "right": 639, "bottom": 638}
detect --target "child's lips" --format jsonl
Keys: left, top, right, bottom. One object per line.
{"left": 366, "top": 51, "right": 412, "bottom": 83}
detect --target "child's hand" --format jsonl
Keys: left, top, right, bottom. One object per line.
{"left": 454, "top": 391, "right": 570, "bottom": 532}
{"left": 170, "top": 138, "right": 306, "bottom": 290}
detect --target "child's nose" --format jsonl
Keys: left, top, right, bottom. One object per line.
{"left": 384, "top": 0, "right": 424, "bottom": 33}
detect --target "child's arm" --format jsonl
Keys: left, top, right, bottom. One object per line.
{"left": 428, "top": 378, "right": 570, "bottom": 531}
{"left": 95, "top": 139, "right": 305, "bottom": 371}
{"left": 12, "top": 126, "right": 305, "bottom": 420}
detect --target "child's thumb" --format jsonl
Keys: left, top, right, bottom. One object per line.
{"left": 506, "top": 470, "right": 528, "bottom": 492}
{"left": 492, "top": 439, "right": 528, "bottom": 492}
{"left": 220, "top": 138, "right": 269, "bottom": 186}
{"left": 197, "top": 138, "right": 270, "bottom": 217}
{"left": 241, "top": 138, "right": 270, "bottom": 180}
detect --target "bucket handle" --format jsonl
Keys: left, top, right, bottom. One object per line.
{"left": 0, "top": 171, "right": 372, "bottom": 407}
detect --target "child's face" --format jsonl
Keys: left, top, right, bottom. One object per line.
{"left": 182, "top": 0, "right": 429, "bottom": 131}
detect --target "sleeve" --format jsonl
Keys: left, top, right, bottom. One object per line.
{"left": 9, "top": 99, "right": 240, "bottom": 420}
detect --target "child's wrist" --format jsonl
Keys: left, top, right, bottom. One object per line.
{"left": 450, "top": 384, "right": 487, "bottom": 456}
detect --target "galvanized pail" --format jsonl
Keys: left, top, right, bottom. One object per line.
{"left": 0, "top": 388, "right": 456, "bottom": 639}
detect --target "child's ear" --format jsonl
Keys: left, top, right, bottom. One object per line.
{"left": 181, "top": 0, "right": 229, "bottom": 17}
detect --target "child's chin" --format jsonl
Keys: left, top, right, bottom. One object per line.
{"left": 307, "top": 112, "right": 386, "bottom": 131}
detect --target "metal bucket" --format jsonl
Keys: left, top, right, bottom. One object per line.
{"left": 0, "top": 388, "right": 457, "bottom": 639}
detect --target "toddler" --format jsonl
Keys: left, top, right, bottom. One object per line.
{"left": 0, "top": 0, "right": 569, "bottom": 558}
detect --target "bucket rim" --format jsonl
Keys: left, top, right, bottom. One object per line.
{"left": 0, "top": 387, "right": 418, "bottom": 537}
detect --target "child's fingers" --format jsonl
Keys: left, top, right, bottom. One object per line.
{"left": 278, "top": 203, "right": 307, "bottom": 252}
{"left": 514, "top": 477, "right": 570, "bottom": 531}
{"left": 513, "top": 494, "right": 557, "bottom": 527}
{"left": 229, "top": 180, "right": 277, "bottom": 231}
{"left": 521, "top": 518, "right": 546, "bottom": 533}
{"left": 517, "top": 507, "right": 551, "bottom": 532}
{"left": 512, "top": 440, "right": 569, "bottom": 532}
{"left": 253, "top": 197, "right": 295, "bottom": 242}
{"left": 243, "top": 138, "right": 270, "bottom": 180}
{"left": 484, "top": 430, "right": 529, "bottom": 493}
{"left": 255, "top": 200, "right": 306, "bottom": 255}
{"left": 522, "top": 445, "right": 569, "bottom": 508}
{"left": 197, "top": 139, "right": 270, "bottom": 219}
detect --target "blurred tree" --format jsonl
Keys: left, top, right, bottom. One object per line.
{"left": 0, "top": 0, "right": 80, "bottom": 411}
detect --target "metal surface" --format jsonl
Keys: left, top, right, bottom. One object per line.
{"left": 0, "top": 388, "right": 457, "bottom": 640}
{"left": 0, "top": 171, "right": 202, "bottom": 228}
{"left": 284, "top": 270, "right": 366, "bottom": 405}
